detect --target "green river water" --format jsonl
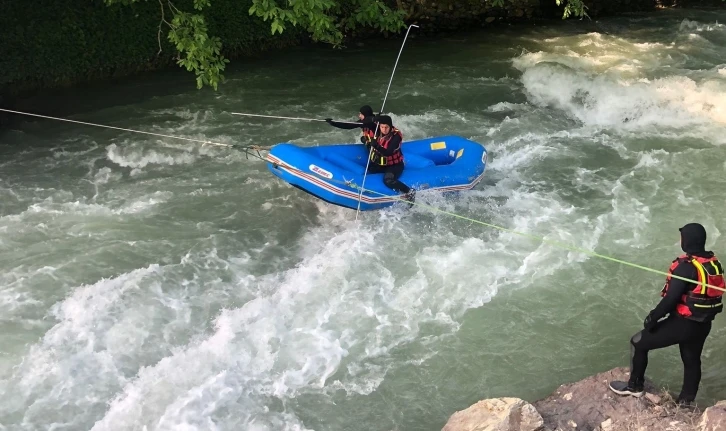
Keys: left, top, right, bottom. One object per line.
{"left": 1, "top": 7, "right": 726, "bottom": 431}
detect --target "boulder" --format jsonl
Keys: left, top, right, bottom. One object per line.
{"left": 442, "top": 397, "right": 544, "bottom": 431}
{"left": 533, "top": 367, "right": 698, "bottom": 430}
{"left": 698, "top": 400, "right": 726, "bottom": 431}
{"left": 442, "top": 368, "right": 721, "bottom": 431}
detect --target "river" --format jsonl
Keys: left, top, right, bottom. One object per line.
{"left": 1, "top": 6, "right": 726, "bottom": 431}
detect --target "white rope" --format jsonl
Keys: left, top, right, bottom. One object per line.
{"left": 0, "top": 108, "right": 235, "bottom": 148}
{"left": 380, "top": 24, "right": 420, "bottom": 114}
{"left": 355, "top": 24, "right": 420, "bottom": 220}
{"left": 5, "top": 107, "right": 725, "bottom": 295}
{"left": 229, "top": 112, "right": 360, "bottom": 125}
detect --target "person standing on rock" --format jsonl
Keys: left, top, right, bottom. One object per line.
{"left": 609, "top": 223, "right": 724, "bottom": 406}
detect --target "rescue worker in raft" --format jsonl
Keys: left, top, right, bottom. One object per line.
{"left": 609, "top": 223, "right": 724, "bottom": 406}
{"left": 324, "top": 105, "right": 377, "bottom": 147}
{"left": 366, "top": 115, "right": 415, "bottom": 205}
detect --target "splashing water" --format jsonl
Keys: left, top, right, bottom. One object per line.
{"left": 1, "top": 7, "right": 726, "bottom": 431}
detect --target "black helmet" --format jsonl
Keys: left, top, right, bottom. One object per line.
{"left": 377, "top": 115, "right": 393, "bottom": 127}
{"left": 359, "top": 105, "right": 374, "bottom": 117}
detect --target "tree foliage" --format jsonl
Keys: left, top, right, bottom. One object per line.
{"left": 104, "top": 0, "right": 590, "bottom": 90}
{"left": 248, "top": 0, "right": 407, "bottom": 46}
{"left": 556, "top": 0, "right": 589, "bottom": 19}
{"left": 104, "top": 0, "right": 230, "bottom": 90}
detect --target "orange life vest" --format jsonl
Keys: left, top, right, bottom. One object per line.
{"left": 370, "top": 128, "right": 404, "bottom": 166}
{"left": 661, "top": 254, "right": 724, "bottom": 321}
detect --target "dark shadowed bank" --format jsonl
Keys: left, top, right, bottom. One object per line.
{"left": 1, "top": 0, "right": 723, "bottom": 112}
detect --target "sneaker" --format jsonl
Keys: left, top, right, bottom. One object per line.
{"left": 609, "top": 380, "right": 644, "bottom": 397}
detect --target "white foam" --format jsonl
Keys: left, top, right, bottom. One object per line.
{"left": 679, "top": 18, "right": 726, "bottom": 33}
{"left": 0, "top": 265, "right": 161, "bottom": 427}
{"left": 1, "top": 192, "right": 171, "bottom": 223}
{"left": 0, "top": 274, "right": 45, "bottom": 315}
{"left": 633, "top": 149, "right": 669, "bottom": 169}
{"left": 71, "top": 184, "right": 595, "bottom": 428}
{"left": 606, "top": 178, "right": 652, "bottom": 248}
{"left": 487, "top": 102, "right": 529, "bottom": 113}
{"left": 93, "top": 167, "right": 121, "bottom": 186}
{"left": 106, "top": 143, "right": 198, "bottom": 169}
{"left": 517, "top": 61, "right": 726, "bottom": 129}
{"left": 150, "top": 108, "right": 217, "bottom": 123}
{"left": 512, "top": 22, "right": 726, "bottom": 134}
{"left": 5, "top": 12, "right": 726, "bottom": 430}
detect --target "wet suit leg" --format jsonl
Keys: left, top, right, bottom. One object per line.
{"left": 383, "top": 163, "right": 410, "bottom": 194}
{"left": 629, "top": 315, "right": 712, "bottom": 401}
{"left": 366, "top": 163, "right": 411, "bottom": 194}
{"left": 366, "top": 163, "right": 386, "bottom": 175}
{"left": 678, "top": 324, "right": 711, "bottom": 401}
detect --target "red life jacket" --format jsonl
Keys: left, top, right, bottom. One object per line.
{"left": 661, "top": 254, "right": 724, "bottom": 321}
{"left": 370, "top": 128, "right": 404, "bottom": 166}
{"left": 362, "top": 128, "right": 375, "bottom": 144}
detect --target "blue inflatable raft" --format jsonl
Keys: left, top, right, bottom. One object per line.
{"left": 265, "top": 135, "right": 488, "bottom": 211}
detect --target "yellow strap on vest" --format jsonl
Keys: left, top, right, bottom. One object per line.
{"left": 710, "top": 261, "right": 721, "bottom": 275}
{"left": 692, "top": 259, "right": 708, "bottom": 295}
{"left": 369, "top": 151, "right": 386, "bottom": 165}
{"left": 693, "top": 303, "right": 722, "bottom": 308}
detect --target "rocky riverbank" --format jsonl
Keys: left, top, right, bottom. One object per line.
{"left": 442, "top": 367, "right": 726, "bottom": 431}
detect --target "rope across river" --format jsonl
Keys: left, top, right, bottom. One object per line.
{"left": 1, "top": 106, "right": 723, "bottom": 293}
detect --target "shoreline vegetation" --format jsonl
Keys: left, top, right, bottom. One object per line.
{"left": 1, "top": 0, "right": 723, "bottom": 104}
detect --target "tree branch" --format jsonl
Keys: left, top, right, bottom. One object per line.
{"left": 157, "top": 0, "right": 165, "bottom": 56}
{"left": 167, "top": 1, "right": 182, "bottom": 15}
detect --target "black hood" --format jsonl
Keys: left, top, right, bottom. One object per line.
{"left": 377, "top": 115, "right": 393, "bottom": 127}
{"left": 359, "top": 105, "right": 374, "bottom": 117}
{"left": 680, "top": 223, "right": 707, "bottom": 254}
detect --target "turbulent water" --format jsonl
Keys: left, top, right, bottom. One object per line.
{"left": 2, "top": 7, "right": 726, "bottom": 430}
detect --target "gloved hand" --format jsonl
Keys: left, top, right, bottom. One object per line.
{"left": 643, "top": 313, "right": 658, "bottom": 332}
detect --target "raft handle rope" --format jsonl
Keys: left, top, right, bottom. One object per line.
{"left": 1, "top": 106, "right": 723, "bottom": 293}
{"left": 356, "top": 24, "right": 419, "bottom": 221}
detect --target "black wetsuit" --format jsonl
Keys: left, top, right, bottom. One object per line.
{"left": 326, "top": 105, "right": 378, "bottom": 145}
{"left": 326, "top": 117, "right": 377, "bottom": 145}
{"left": 629, "top": 223, "right": 716, "bottom": 403}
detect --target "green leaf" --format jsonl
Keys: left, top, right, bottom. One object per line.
{"left": 102, "top": 0, "right": 411, "bottom": 91}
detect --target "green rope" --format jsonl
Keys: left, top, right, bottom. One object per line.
{"left": 1, "top": 108, "right": 719, "bottom": 293}
{"left": 250, "top": 147, "right": 726, "bottom": 293}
